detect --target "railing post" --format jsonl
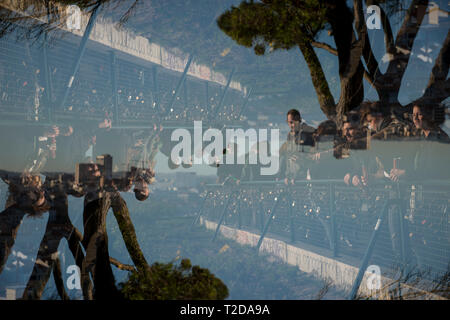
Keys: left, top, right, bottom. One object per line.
{"left": 237, "top": 87, "right": 252, "bottom": 120}
{"left": 42, "top": 32, "right": 53, "bottom": 122}
{"left": 205, "top": 82, "right": 209, "bottom": 112}
{"left": 59, "top": 5, "right": 101, "bottom": 112}
{"left": 212, "top": 191, "right": 233, "bottom": 241}
{"left": 348, "top": 199, "right": 393, "bottom": 300}
{"left": 212, "top": 67, "right": 235, "bottom": 120}
{"left": 110, "top": 51, "right": 119, "bottom": 125}
{"left": 329, "top": 182, "right": 338, "bottom": 257}
{"left": 151, "top": 66, "right": 161, "bottom": 116}
{"left": 191, "top": 191, "right": 211, "bottom": 228}
{"left": 183, "top": 78, "right": 188, "bottom": 110}
{"left": 167, "top": 54, "right": 194, "bottom": 114}
{"left": 258, "top": 189, "right": 265, "bottom": 233}
{"left": 256, "top": 195, "right": 280, "bottom": 252}
{"left": 396, "top": 183, "right": 411, "bottom": 270}
{"left": 237, "top": 194, "right": 242, "bottom": 229}
{"left": 287, "top": 189, "right": 295, "bottom": 243}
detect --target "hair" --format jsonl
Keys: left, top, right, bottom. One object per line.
{"left": 315, "top": 120, "right": 337, "bottom": 137}
{"left": 358, "top": 101, "right": 386, "bottom": 124}
{"left": 342, "top": 111, "right": 361, "bottom": 126}
{"left": 412, "top": 103, "right": 438, "bottom": 129}
{"left": 287, "top": 109, "right": 301, "bottom": 121}
{"left": 134, "top": 188, "right": 149, "bottom": 201}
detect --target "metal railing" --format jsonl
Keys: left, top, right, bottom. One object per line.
{"left": 193, "top": 179, "right": 450, "bottom": 298}
{"left": 0, "top": 29, "right": 247, "bottom": 127}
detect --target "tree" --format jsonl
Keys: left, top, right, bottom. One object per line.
{"left": 119, "top": 259, "right": 229, "bottom": 300}
{"left": 217, "top": 0, "right": 449, "bottom": 124}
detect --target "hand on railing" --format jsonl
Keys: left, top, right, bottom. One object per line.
{"left": 389, "top": 168, "right": 405, "bottom": 182}
{"left": 284, "top": 178, "right": 295, "bottom": 185}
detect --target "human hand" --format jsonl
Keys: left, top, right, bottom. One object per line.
{"left": 290, "top": 154, "right": 298, "bottom": 162}
{"left": 389, "top": 168, "right": 405, "bottom": 182}
{"left": 344, "top": 173, "right": 351, "bottom": 185}
{"left": 352, "top": 175, "right": 361, "bottom": 187}
{"left": 361, "top": 174, "right": 368, "bottom": 186}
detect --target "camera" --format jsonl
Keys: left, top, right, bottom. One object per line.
{"left": 75, "top": 154, "right": 112, "bottom": 186}
{"left": 130, "top": 166, "right": 155, "bottom": 184}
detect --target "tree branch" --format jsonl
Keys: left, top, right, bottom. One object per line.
{"left": 366, "top": 0, "right": 395, "bottom": 54}
{"left": 110, "top": 257, "right": 135, "bottom": 271}
{"left": 422, "top": 29, "right": 450, "bottom": 104}
{"left": 52, "top": 256, "right": 70, "bottom": 300}
{"left": 22, "top": 222, "right": 61, "bottom": 300}
{"left": 0, "top": 207, "right": 26, "bottom": 274}
{"left": 327, "top": 0, "right": 365, "bottom": 120}
{"left": 110, "top": 192, "right": 152, "bottom": 275}
{"left": 298, "top": 41, "right": 337, "bottom": 119}
{"left": 81, "top": 193, "right": 122, "bottom": 300}
{"left": 67, "top": 225, "right": 93, "bottom": 300}
{"left": 311, "top": 41, "right": 337, "bottom": 55}
{"left": 364, "top": 69, "right": 376, "bottom": 89}
{"left": 357, "top": 0, "right": 383, "bottom": 92}
{"left": 383, "top": 0, "right": 429, "bottom": 100}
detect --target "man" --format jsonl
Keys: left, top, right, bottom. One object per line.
{"left": 280, "top": 109, "right": 315, "bottom": 185}
{"left": 327, "top": 110, "right": 366, "bottom": 186}
{"left": 309, "top": 120, "right": 340, "bottom": 179}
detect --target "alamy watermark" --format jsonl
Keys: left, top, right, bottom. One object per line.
{"left": 366, "top": 265, "right": 381, "bottom": 290}
{"left": 170, "top": 121, "right": 280, "bottom": 176}
{"left": 366, "top": 3, "right": 447, "bottom": 30}
{"left": 366, "top": 5, "right": 381, "bottom": 30}
{"left": 66, "top": 265, "right": 81, "bottom": 290}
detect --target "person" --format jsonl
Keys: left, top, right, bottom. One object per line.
{"left": 279, "top": 109, "right": 315, "bottom": 185}
{"left": 387, "top": 104, "right": 450, "bottom": 182}
{"left": 409, "top": 104, "right": 450, "bottom": 142}
{"left": 333, "top": 111, "right": 368, "bottom": 187}
{"left": 309, "top": 120, "right": 341, "bottom": 179}
{"left": 131, "top": 167, "right": 153, "bottom": 201}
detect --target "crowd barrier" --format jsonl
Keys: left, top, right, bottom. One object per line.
{"left": 194, "top": 179, "right": 450, "bottom": 298}
{"left": 0, "top": 28, "right": 245, "bottom": 127}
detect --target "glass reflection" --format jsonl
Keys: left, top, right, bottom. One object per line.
{"left": 0, "top": 0, "right": 449, "bottom": 300}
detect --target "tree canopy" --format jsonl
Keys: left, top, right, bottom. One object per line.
{"left": 217, "top": 0, "right": 449, "bottom": 123}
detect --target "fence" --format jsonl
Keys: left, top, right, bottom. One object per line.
{"left": 194, "top": 179, "right": 450, "bottom": 298}
{"left": 0, "top": 26, "right": 247, "bottom": 127}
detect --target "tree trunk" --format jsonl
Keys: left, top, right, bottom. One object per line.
{"left": 110, "top": 192, "right": 151, "bottom": 275}
{"left": 82, "top": 192, "right": 122, "bottom": 300}
{"left": 0, "top": 207, "right": 26, "bottom": 274}
{"left": 22, "top": 183, "right": 91, "bottom": 300}
{"left": 327, "top": 0, "right": 365, "bottom": 123}
{"left": 22, "top": 190, "right": 72, "bottom": 299}
{"left": 298, "top": 41, "right": 337, "bottom": 119}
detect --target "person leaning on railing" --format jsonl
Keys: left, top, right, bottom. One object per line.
{"left": 333, "top": 112, "right": 368, "bottom": 187}
{"left": 281, "top": 109, "right": 316, "bottom": 185}
{"left": 388, "top": 104, "right": 450, "bottom": 182}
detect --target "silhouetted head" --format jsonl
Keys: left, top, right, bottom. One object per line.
{"left": 315, "top": 120, "right": 337, "bottom": 142}
{"left": 134, "top": 179, "right": 149, "bottom": 201}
